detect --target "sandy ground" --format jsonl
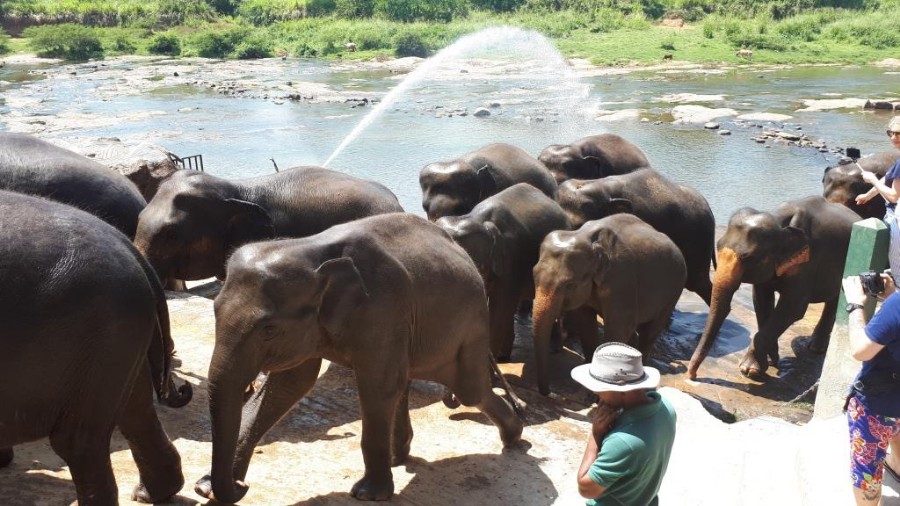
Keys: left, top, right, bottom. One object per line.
{"left": 0, "top": 273, "right": 840, "bottom": 505}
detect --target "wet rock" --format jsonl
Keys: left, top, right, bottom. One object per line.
{"left": 776, "top": 131, "right": 802, "bottom": 141}
{"left": 718, "top": 129, "right": 732, "bottom": 135}
{"left": 704, "top": 122, "right": 720, "bottom": 129}
{"left": 671, "top": 105, "right": 738, "bottom": 124}
{"left": 641, "top": 117, "right": 650, "bottom": 122}
{"left": 489, "top": 102, "right": 501, "bottom": 108}
{"left": 473, "top": 108, "right": 491, "bottom": 117}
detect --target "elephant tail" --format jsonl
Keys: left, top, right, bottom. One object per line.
{"left": 134, "top": 242, "right": 193, "bottom": 408}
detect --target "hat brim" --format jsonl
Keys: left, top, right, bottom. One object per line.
{"left": 570, "top": 363, "right": 660, "bottom": 392}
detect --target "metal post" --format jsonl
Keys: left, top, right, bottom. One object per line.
{"left": 814, "top": 218, "right": 888, "bottom": 418}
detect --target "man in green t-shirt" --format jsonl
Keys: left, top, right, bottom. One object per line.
{"left": 571, "top": 342, "right": 677, "bottom": 506}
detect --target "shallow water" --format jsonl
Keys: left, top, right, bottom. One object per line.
{"left": 1, "top": 56, "right": 898, "bottom": 223}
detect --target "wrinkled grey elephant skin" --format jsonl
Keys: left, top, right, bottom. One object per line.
{"left": 419, "top": 143, "right": 558, "bottom": 221}
{"left": 134, "top": 165, "right": 403, "bottom": 282}
{"left": 0, "top": 132, "right": 147, "bottom": 239}
{"left": 437, "top": 183, "right": 571, "bottom": 361}
{"left": 0, "top": 190, "right": 184, "bottom": 505}
{"left": 688, "top": 195, "right": 860, "bottom": 381}
{"left": 822, "top": 151, "right": 900, "bottom": 220}
{"left": 557, "top": 167, "right": 716, "bottom": 305}
{"left": 531, "top": 214, "right": 687, "bottom": 396}
{"left": 195, "top": 213, "right": 522, "bottom": 503}
{"left": 538, "top": 133, "right": 650, "bottom": 184}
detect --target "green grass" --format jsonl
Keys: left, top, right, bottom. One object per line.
{"left": 3, "top": 2, "right": 900, "bottom": 65}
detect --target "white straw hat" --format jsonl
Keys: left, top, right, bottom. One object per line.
{"left": 571, "top": 342, "right": 660, "bottom": 392}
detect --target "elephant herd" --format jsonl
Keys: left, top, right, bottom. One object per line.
{"left": 0, "top": 129, "right": 891, "bottom": 504}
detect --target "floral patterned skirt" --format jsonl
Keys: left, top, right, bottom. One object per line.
{"left": 847, "top": 395, "right": 900, "bottom": 492}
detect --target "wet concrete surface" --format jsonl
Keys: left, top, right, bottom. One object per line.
{"left": 0, "top": 273, "right": 830, "bottom": 505}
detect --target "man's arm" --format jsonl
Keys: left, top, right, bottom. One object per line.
{"left": 576, "top": 404, "right": 618, "bottom": 499}
{"left": 842, "top": 276, "right": 888, "bottom": 361}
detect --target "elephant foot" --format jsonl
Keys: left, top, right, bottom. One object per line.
{"left": 499, "top": 408, "right": 524, "bottom": 448}
{"left": 131, "top": 454, "right": 184, "bottom": 504}
{"left": 164, "top": 374, "right": 193, "bottom": 408}
{"left": 193, "top": 474, "right": 248, "bottom": 503}
{"left": 739, "top": 350, "right": 767, "bottom": 380}
{"left": 441, "top": 388, "right": 460, "bottom": 409}
{"left": 131, "top": 476, "right": 182, "bottom": 504}
{"left": 0, "top": 447, "right": 12, "bottom": 468}
{"left": 494, "top": 354, "right": 512, "bottom": 363}
{"left": 390, "top": 444, "right": 410, "bottom": 467}
{"left": 350, "top": 473, "right": 394, "bottom": 501}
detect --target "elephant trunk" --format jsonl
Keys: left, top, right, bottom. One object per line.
{"left": 207, "top": 344, "right": 259, "bottom": 503}
{"left": 688, "top": 248, "right": 743, "bottom": 379}
{"left": 532, "top": 286, "right": 563, "bottom": 396}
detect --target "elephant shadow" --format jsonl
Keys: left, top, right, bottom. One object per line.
{"left": 284, "top": 451, "right": 557, "bottom": 506}
{"left": 258, "top": 361, "right": 447, "bottom": 446}
{"left": 656, "top": 309, "right": 751, "bottom": 364}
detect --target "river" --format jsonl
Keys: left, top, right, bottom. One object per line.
{"left": 1, "top": 51, "right": 898, "bottom": 223}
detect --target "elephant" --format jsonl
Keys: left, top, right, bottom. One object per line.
{"left": 0, "top": 190, "right": 185, "bottom": 505}
{"left": 687, "top": 196, "right": 860, "bottom": 380}
{"left": 537, "top": 133, "right": 650, "bottom": 184}
{"left": 419, "top": 143, "right": 558, "bottom": 221}
{"left": 436, "top": 183, "right": 571, "bottom": 361}
{"left": 822, "top": 151, "right": 900, "bottom": 219}
{"left": 194, "top": 213, "right": 523, "bottom": 503}
{"left": 0, "top": 132, "right": 148, "bottom": 239}
{"left": 531, "top": 213, "right": 687, "bottom": 396}
{"left": 556, "top": 167, "right": 716, "bottom": 305}
{"left": 134, "top": 165, "right": 403, "bottom": 283}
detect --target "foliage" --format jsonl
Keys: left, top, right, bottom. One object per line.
{"left": 471, "top": 0, "right": 528, "bottom": 12}
{"left": 334, "top": 0, "right": 375, "bottom": 17}
{"left": 0, "top": 30, "right": 8, "bottom": 55}
{"left": 373, "top": 0, "right": 470, "bottom": 22}
{"left": 238, "top": 0, "right": 337, "bottom": 25}
{"left": 23, "top": 24, "right": 104, "bottom": 61}
{"left": 394, "top": 32, "right": 428, "bottom": 57}
{"left": 147, "top": 34, "right": 182, "bottom": 56}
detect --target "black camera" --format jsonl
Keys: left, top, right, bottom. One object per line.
{"left": 846, "top": 147, "right": 861, "bottom": 161}
{"left": 860, "top": 270, "right": 885, "bottom": 296}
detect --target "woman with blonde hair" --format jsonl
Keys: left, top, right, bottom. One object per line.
{"left": 857, "top": 116, "right": 900, "bottom": 282}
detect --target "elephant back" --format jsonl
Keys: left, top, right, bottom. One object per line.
{"left": 464, "top": 143, "right": 558, "bottom": 200}
{"left": 0, "top": 133, "right": 147, "bottom": 238}
{"left": 243, "top": 165, "right": 404, "bottom": 237}
{"left": 822, "top": 151, "right": 900, "bottom": 219}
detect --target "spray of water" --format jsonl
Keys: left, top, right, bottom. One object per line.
{"left": 322, "top": 26, "right": 589, "bottom": 168}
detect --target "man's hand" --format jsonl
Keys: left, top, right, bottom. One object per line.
{"left": 843, "top": 276, "right": 867, "bottom": 306}
{"left": 591, "top": 403, "right": 620, "bottom": 443}
{"left": 880, "top": 273, "right": 896, "bottom": 298}
{"left": 855, "top": 193, "right": 873, "bottom": 205}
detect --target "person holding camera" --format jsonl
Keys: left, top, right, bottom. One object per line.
{"left": 856, "top": 116, "right": 900, "bottom": 283}
{"left": 841, "top": 273, "right": 900, "bottom": 505}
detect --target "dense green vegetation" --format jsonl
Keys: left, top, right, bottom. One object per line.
{"left": 1, "top": 0, "right": 899, "bottom": 63}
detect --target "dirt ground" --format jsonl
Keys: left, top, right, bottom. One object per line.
{"left": 0, "top": 274, "right": 827, "bottom": 506}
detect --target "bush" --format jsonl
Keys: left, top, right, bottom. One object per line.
{"left": 471, "top": 0, "right": 527, "bottom": 12}
{"left": 192, "top": 31, "right": 235, "bottom": 58}
{"left": 335, "top": 0, "right": 376, "bottom": 17}
{"left": 374, "top": 0, "right": 469, "bottom": 22}
{"left": 111, "top": 36, "right": 138, "bottom": 54}
{"left": 0, "top": 30, "right": 8, "bottom": 55}
{"left": 147, "top": 34, "right": 182, "bottom": 56}
{"left": 394, "top": 32, "right": 428, "bottom": 57}
{"left": 24, "top": 24, "right": 104, "bottom": 61}
{"left": 233, "top": 34, "right": 272, "bottom": 59}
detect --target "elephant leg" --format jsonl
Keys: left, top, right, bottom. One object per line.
{"left": 118, "top": 361, "right": 183, "bottom": 504}
{"left": 740, "top": 291, "right": 808, "bottom": 379}
{"left": 489, "top": 289, "right": 519, "bottom": 362}
{"left": 687, "top": 264, "right": 713, "bottom": 307}
{"left": 50, "top": 425, "right": 117, "bottom": 505}
{"left": 565, "top": 307, "right": 601, "bottom": 360}
{"left": 444, "top": 345, "right": 522, "bottom": 448}
{"left": 0, "top": 447, "right": 12, "bottom": 468}
{"left": 391, "top": 381, "right": 412, "bottom": 466}
{"left": 351, "top": 360, "right": 405, "bottom": 501}
{"left": 809, "top": 296, "right": 838, "bottom": 353}
{"left": 196, "top": 358, "right": 322, "bottom": 500}
{"left": 752, "top": 285, "right": 776, "bottom": 331}
{"left": 636, "top": 313, "right": 672, "bottom": 363}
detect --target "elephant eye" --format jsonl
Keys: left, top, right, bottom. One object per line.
{"left": 262, "top": 325, "right": 278, "bottom": 341}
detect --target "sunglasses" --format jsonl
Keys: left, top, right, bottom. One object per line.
{"left": 889, "top": 130, "right": 900, "bottom": 138}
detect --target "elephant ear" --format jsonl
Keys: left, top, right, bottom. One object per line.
{"left": 315, "top": 257, "right": 370, "bottom": 339}
{"left": 476, "top": 164, "right": 499, "bottom": 201}
{"left": 776, "top": 218, "right": 810, "bottom": 277}
{"left": 224, "top": 199, "right": 275, "bottom": 253}
{"left": 484, "top": 221, "right": 506, "bottom": 277}
{"left": 607, "top": 197, "right": 634, "bottom": 215}
{"left": 590, "top": 230, "right": 615, "bottom": 286}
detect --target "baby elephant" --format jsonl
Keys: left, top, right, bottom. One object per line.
{"left": 0, "top": 190, "right": 183, "bottom": 505}
{"left": 436, "top": 183, "right": 570, "bottom": 360}
{"left": 196, "top": 213, "right": 522, "bottom": 503}
{"left": 532, "top": 214, "right": 686, "bottom": 395}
